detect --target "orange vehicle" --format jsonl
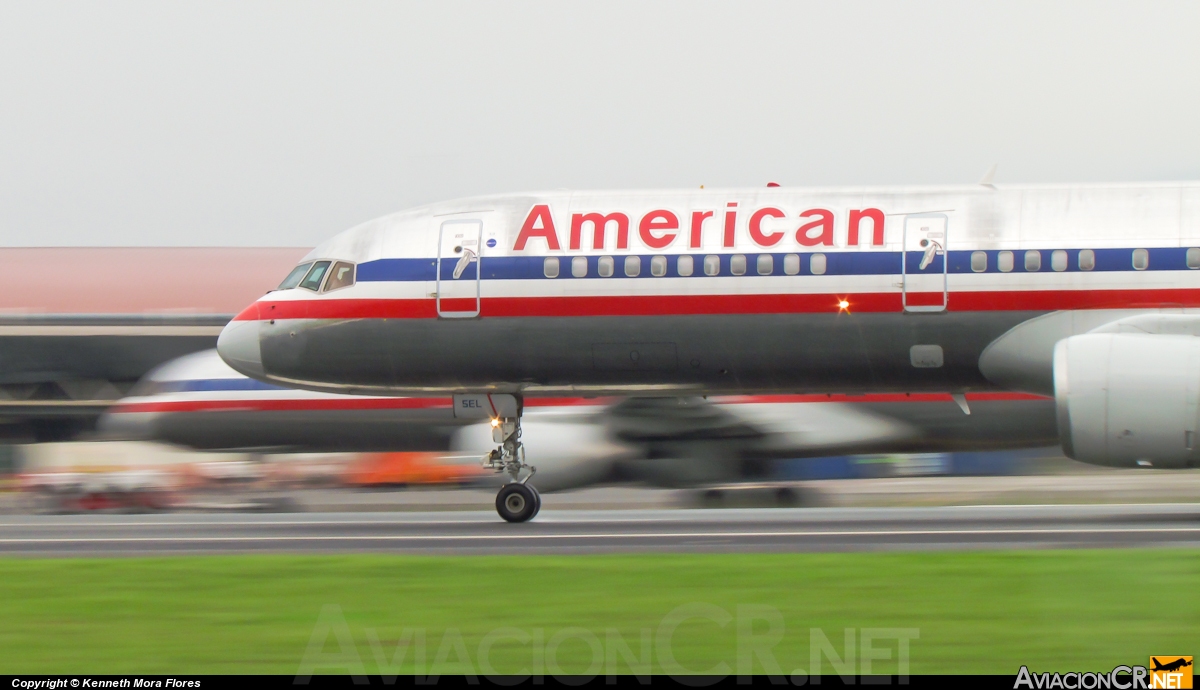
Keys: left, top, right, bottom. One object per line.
{"left": 343, "top": 452, "right": 483, "bottom": 487}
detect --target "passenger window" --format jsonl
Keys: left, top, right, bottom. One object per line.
{"left": 998, "top": 251, "right": 1014, "bottom": 273}
{"left": 1187, "top": 248, "right": 1200, "bottom": 270}
{"left": 1051, "top": 250, "right": 1068, "bottom": 272}
{"left": 598, "top": 256, "right": 614, "bottom": 278}
{"left": 783, "top": 254, "right": 800, "bottom": 275}
{"left": 1078, "top": 249, "right": 1095, "bottom": 271}
{"left": 971, "top": 251, "right": 987, "bottom": 273}
{"left": 278, "top": 262, "right": 313, "bottom": 290}
{"left": 757, "top": 254, "right": 773, "bottom": 275}
{"left": 1024, "top": 250, "right": 1041, "bottom": 272}
{"left": 571, "top": 256, "right": 588, "bottom": 278}
{"left": 810, "top": 253, "right": 827, "bottom": 275}
{"left": 677, "top": 255, "right": 694, "bottom": 277}
{"left": 323, "top": 261, "right": 356, "bottom": 291}
{"left": 1132, "top": 248, "right": 1149, "bottom": 270}
{"left": 299, "top": 261, "right": 331, "bottom": 291}
{"left": 730, "top": 255, "right": 746, "bottom": 276}
{"left": 543, "top": 257, "right": 560, "bottom": 278}
{"left": 703, "top": 255, "right": 720, "bottom": 276}
{"left": 625, "top": 255, "right": 641, "bottom": 277}
{"left": 650, "top": 255, "right": 667, "bottom": 277}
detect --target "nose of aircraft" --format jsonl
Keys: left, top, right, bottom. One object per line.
{"left": 217, "top": 319, "right": 265, "bottom": 379}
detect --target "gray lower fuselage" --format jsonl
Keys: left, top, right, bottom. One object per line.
{"left": 258, "top": 311, "right": 1043, "bottom": 395}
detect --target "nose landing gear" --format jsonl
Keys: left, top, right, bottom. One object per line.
{"left": 482, "top": 414, "right": 540, "bottom": 522}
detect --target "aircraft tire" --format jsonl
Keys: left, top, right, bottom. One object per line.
{"left": 496, "top": 483, "right": 538, "bottom": 523}
{"left": 530, "top": 485, "right": 541, "bottom": 518}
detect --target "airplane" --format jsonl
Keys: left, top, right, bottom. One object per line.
{"left": 0, "top": 247, "right": 305, "bottom": 442}
{"left": 101, "top": 349, "right": 1057, "bottom": 496}
{"left": 215, "top": 181, "right": 1200, "bottom": 521}
{"left": 1151, "top": 658, "right": 1192, "bottom": 673}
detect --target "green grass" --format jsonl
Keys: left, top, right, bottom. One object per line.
{"left": 0, "top": 550, "right": 1196, "bottom": 675}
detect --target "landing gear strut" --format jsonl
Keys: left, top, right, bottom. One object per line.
{"left": 482, "top": 414, "right": 540, "bottom": 522}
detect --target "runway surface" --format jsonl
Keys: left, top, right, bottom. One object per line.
{"left": 2, "top": 503, "right": 1199, "bottom": 555}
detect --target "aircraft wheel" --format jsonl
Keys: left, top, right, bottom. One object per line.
{"left": 530, "top": 485, "right": 542, "bottom": 518}
{"left": 496, "top": 483, "right": 538, "bottom": 523}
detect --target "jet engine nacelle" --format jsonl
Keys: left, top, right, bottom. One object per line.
{"left": 1054, "top": 333, "right": 1200, "bottom": 468}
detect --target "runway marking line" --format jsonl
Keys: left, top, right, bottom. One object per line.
{"left": 5, "top": 511, "right": 1200, "bottom": 529}
{"left": 2, "top": 526, "right": 1200, "bottom": 544}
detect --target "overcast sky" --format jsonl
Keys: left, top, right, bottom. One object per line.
{"left": 1, "top": 1, "right": 1197, "bottom": 246}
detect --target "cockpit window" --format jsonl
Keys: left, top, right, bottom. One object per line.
{"left": 323, "top": 261, "right": 356, "bottom": 292}
{"left": 299, "top": 261, "right": 332, "bottom": 291}
{"left": 278, "top": 262, "right": 313, "bottom": 290}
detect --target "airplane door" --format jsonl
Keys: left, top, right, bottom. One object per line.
{"left": 902, "top": 213, "right": 949, "bottom": 313}
{"left": 437, "top": 219, "right": 483, "bottom": 318}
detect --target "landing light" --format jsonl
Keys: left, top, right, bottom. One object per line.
{"left": 837, "top": 299, "right": 851, "bottom": 312}
{"left": 490, "top": 418, "right": 501, "bottom": 428}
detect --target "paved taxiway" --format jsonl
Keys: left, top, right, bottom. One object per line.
{"left": 1, "top": 503, "right": 1199, "bottom": 556}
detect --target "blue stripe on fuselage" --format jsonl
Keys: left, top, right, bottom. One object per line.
{"left": 350, "top": 247, "right": 1197, "bottom": 282}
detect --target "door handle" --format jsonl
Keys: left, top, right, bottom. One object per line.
{"left": 452, "top": 249, "right": 478, "bottom": 279}
{"left": 918, "top": 240, "right": 943, "bottom": 271}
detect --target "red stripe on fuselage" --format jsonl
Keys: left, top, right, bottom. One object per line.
{"left": 234, "top": 288, "right": 1200, "bottom": 321}
{"left": 721, "top": 393, "right": 1050, "bottom": 404}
